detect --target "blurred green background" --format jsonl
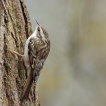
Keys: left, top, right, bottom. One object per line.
{"left": 25, "top": 0, "right": 106, "bottom": 106}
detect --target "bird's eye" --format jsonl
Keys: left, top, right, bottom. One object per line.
{"left": 38, "top": 27, "right": 40, "bottom": 32}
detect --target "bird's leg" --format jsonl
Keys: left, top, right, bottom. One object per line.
{"left": 7, "top": 49, "right": 24, "bottom": 57}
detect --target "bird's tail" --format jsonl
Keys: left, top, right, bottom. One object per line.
{"left": 21, "top": 71, "right": 33, "bottom": 101}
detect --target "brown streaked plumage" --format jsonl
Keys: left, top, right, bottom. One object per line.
{"left": 21, "top": 22, "right": 50, "bottom": 100}
{"left": 21, "top": 27, "right": 50, "bottom": 100}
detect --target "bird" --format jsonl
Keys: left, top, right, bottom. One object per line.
{"left": 8, "top": 18, "right": 50, "bottom": 100}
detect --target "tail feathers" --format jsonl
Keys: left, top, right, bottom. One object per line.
{"left": 21, "top": 71, "right": 33, "bottom": 101}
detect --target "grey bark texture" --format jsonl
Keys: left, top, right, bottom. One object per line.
{"left": 0, "top": 0, "right": 40, "bottom": 106}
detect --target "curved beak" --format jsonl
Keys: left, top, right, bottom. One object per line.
{"left": 33, "top": 18, "right": 39, "bottom": 25}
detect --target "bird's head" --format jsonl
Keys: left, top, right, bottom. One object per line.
{"left": 34, "top": 18, "right": 49, "bottom": 41}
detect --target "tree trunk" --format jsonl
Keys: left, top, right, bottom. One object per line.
{"left": 0, "top": 0, "right": 40, "bottom": 106}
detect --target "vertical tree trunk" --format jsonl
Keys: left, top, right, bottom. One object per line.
{"left": 0, "top": 0, "right": 40, "bottom": 106}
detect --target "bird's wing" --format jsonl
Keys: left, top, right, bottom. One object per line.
{"left": 21, "top": 37, "right": 50, "bottom": 100}
{"left": 28, "top": 37, "right": 39, "bottom": 81}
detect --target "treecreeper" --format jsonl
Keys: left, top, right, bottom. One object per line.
{"left": 8, "top": 19, "right": 50, "bottom": 101}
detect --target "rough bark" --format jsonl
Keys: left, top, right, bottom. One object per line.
{"left": 0, "top": 0, "right": 40, "bottom": 106}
